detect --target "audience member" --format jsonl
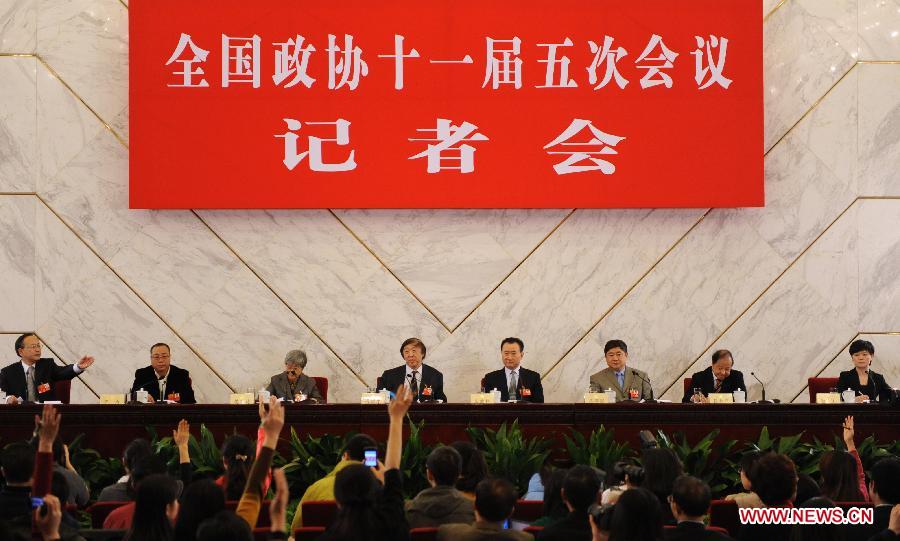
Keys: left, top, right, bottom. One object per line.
{"left": 451, "top": 441, "right": 489, "bottom": 501}
{"left": 218, "top": 434, "right": 254, "bottom": 501}
{"left": 173, "top": 479, "right": 225, "bottom": 541}
{"left": 50, "top": 471, "right": 81, "bottom": 533}
{"left": 793, "top": 474, "right": 822, "bottom": 506}
{"left": 437, "top": 477, "right": 534, "bottom": 541}
{"left": 726, "top": 452, "right": 763, "bottom": 508}
{"left": 533, "top": 468, "right": 570, "bottom": 527}
{"left": 98, "top": 439, "right": 153, "bottom": 502}
{"left": 738, "top": 453, "right": 798, "bottom": 541}
{"left": 289, "top": 432, "right": 379, "bottom": 529}
{"left": 524, "top": 462, "right": 555, "bottom": 501}
{"left": 870, "top": 458, "right": 900, "bottom": 531}
{"left": 787, "top": 497, "right": 843, "bottom": 541}
{"left": 317, "top": 385, "right": 413, "bottom": 541}
{"left": 0, "top": 442, "right": 36, "bottom": 522}
{"left": 601, "top": 462, "right": 644, "bottom": 506}
{"left": 104, "top": 454, "right": 168, "bottom": 529}
{"left": 666, "top": 475, "right": 733, "bottom": 541}
{"left": 196, "top": 511, "right": 253, "bottom": 541}
{"left": 233, "top": 397, "right": 285, "bottom": 528}
{"left": 536, "top": 465, "right": 602, "bottom": 541}
{"left": 124, "top": 474, "right": 180, "bottom": 541}
{"left": 49, "top": 440, "right": 89, "bottom": 507}
{"left": 642, "top": 448, "right": 684, "bottom": 525}
{"left": 601, "top": 487, "right": 665, "bottom": 541}
{"left": 819, "top": 416, "right": 867, "bottom": 502}
{"left": 868, "top": 505, "right": 900, "bottom": 541}
{"left": 406, "top": 445, "right": 475, "bottom": 528}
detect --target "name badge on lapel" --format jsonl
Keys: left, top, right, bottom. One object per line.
{"left": 628, "top": 388, "right": 640, "bottom": 400}
{"left": 521, "top": 388, "right": 532, "bottom": 397}
{"left": 167, "top": 392, "right": 181, "bottom": 403}
{"left": 38, "top": 383, "right": 51, "bottom": 394}
{"left": 422, "top": 385, "right": 433, "bottom": 397}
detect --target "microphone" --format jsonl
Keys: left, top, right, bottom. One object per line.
{"left": 631, "top": 370, "right": 657, "bottom": 402}
{"left": 868, "top": 368, "right": 879, "bottom": 403}
{"left": 750, "top": 372, "right": 774, "bottom": 403}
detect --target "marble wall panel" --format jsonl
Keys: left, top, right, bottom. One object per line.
{"left": 198, "top": 210, "right": 448, "bottom": 387}
{"left": 0, "top": 57, "right": 37, "bottom": 192}
{"left": 764, "top": 0, "right": 856, "bottom": 150}
{"left": 36, "top": 0, "right": 127, "bottom": 125}
{"left": 0, "top": 196, "right": 34, "bottom": 331}
{"left": 33, "top": 201, "right": 232, "bottom": 403}
{"left": 858, "top": 0, "right": 900, "bottom": 60}
{"left": 425, "top": 209, "right": 704, "bottom": 398}
{"left": 334, "top": 210, "right": 572, "bottom": 329}
{"left": 858, "top": 200, "right": 900, "bottom": 331}
{"left": 857, "top": 64, "right": 900, "bottom": 196}
{"left": 0, "top": 0, "right": 35, "bottom": 53}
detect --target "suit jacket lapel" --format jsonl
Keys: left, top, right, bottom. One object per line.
{"left": 623, "top": 367, "right": 634, "bottom": 392}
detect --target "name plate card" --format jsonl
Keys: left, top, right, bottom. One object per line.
{"left": 100, "top": 394, "right": 126, "bottom": 404}
{"left": 470, "top": 392, "right": 498, "bottom": 404}
{"left": 584, "top": 392, "right": 613, "bottom": 404}
{"left": 229, "top": 393, "right": 255, "bottom": 405}
{"left": 707, "top": 393, "right": 734, "bottom": 404}
{"left": 361, "top": 391, "right": 389, "bottom": 404}
{"left": 816, "top": 392, "right": 841, "bottom": 404}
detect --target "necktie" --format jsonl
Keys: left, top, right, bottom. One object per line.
{"left": 508, "top": 371, "right": 518, "bottom": 400}
{"left": 26, "top": 366, "right": 37, "bottom": 402}
{"left": 410, "top": 371, "right": 419, "bottom": 397}
{"left": 159, "top": 377, "right": 166, "bottom": 401}
{"left": 616, "top": 371, "right": 625, "bottom": 389}
{"left": 714, "top": 379, "right": 722, "bottom": 393}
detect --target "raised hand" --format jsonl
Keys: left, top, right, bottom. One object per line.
{"left": 35, "top": 404, "right": 61, "bottom": 453}
{"left": 76, "top": 356, "right": 95, "bottom": 370}
{"left": 842, "top": 415, "right": 856, "bottom": 451}
{"left": 259, "top": 396, "right": 285, "bottom": 448}
{"left": 269, "top": 468, "right": 289, "bottom": 533}
{"left": 173, "top": 419, "right": 191, "bottom": 448}
{"left": 388, "top": 385, "right": 413, "bottom": 420}
{"left": 34, "top": 494, "right": 62, "bottom": 540}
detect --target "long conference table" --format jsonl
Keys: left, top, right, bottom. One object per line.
{"left": 1, "top": 403, "right": 897, "bottom": 457}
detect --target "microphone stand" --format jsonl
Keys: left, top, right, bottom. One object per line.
{"left": 631, "top": 369, "right": 658, "bottom": 403}
{"left": 750, "top": 372, "right": 775, "bottom": 404}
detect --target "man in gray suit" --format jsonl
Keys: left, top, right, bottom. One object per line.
{"left": 266, "top": 350, "right": 324, "bottom": 403}
{"left": 437, "top": 477, "right": 533, "bottom": 541}
{"left": 589, "top": 339, "right": 653, "bottom": 401}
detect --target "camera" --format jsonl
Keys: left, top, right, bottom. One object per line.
{"left": 588, "top": 502, "right": 615, "bottom": 530}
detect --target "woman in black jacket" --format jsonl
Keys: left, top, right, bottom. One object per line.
{"left": 837, "top": 340, "right": 892, "bottom": 403}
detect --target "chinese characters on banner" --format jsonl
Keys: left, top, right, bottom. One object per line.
{"left": 130, "top": 0, "right": 762, "bottom": 208}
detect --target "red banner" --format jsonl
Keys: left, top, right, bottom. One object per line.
{"left": 129, "top": 0, "right": 763, "bottom": 208}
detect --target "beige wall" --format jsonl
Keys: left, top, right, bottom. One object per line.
{"left": 1, "top": 0, "right": 899, "bottom": 403}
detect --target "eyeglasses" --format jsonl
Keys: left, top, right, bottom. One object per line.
{"left": 21, "top": 344, "right": 42, "bottom": 350}
{"left": 151, "top": 354, "right": 171, "bottom": 360}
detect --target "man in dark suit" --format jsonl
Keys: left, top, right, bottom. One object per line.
{"left": 848, "top": 457, "right": 900, "bottom": 541}
{"left": 131, "top": 342, "right": 196, "bottom": 404}
{"left": 665, "top": 475, "right": 734, "bottom": 541}
{"left": 682, "top": 349, "right": 747, "bottom": 403}
{"left": 437, "top": 478, "right": 533, "bottom": 541}
{"left": 481, "top": 337, "right": 544, "bottom": 403}
{"left": 0, "top": 333, "right": 94, "bottom": 404}
{"left": 536, "top": 465, "right": 600, "bottom": 541}
{"left": 378, "top": 337, "right": 447, "bottom": 402}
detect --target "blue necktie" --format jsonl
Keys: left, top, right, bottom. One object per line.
{"left": 616, "top": 371, "right": 625, "bottom": 389}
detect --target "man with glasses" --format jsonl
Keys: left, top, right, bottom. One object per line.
{"left": 131, "top": 342, "right": 196, "bottom": 404}
{"left": 0, "top": 333, "right": 94, "bottom": 404}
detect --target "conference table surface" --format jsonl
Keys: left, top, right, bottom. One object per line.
{"left": 1, "top": 402, "right": 896, "bottom": 457}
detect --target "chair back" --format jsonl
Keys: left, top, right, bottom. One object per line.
{"left": 708, "top": 499, "right": 740, "bottom": 537}
{"left": 302, "top": 500, "right": 339, "bottom": 527}
{"left": 511, "top": 499, "right": 544, "bottom": 522}
{"left": 54, "top": 379, "right": 72, "bottom": 404}
{"left": 86, "top": 501, "right": 128, "bottom": 528}
{"left": 683, "top": 378, "right": 692, "bottom": 397}
{"left": 707, "top": 526, "right": 731, "bottom": 535}
{"left": 312, "top": 377, "right": 328, "bottom": 403}
{"left": 808, "top": 377, "right": 840, "bottom": 402}
{"left": 523, "top": 525, "right": 544, "bottom": 534}
{"left": 410, "top": 527, "right": 439, "bottom": 541}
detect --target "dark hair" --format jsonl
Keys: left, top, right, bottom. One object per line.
{"left": 400, "top": 337, "right": 426, "bottom": 358}
{"left": 195, "top": 510, "right": 252, "bottom": 541}
{"left": 563, "top": 465, "right": 602, "bottom": 512}
{"left": 789, "top": 497, "right": 842, "bottom": 541}
{"left": 174, "top": 479, "right": 226, "bottom": 541}
{"left": 605, "top": 461, "right": 630, "bottom": 487}
{"left": 819, "top": 451, "right": 864, "bottom": 502}
{"left": 426, "top": 446, "right": 462, "bottom": 487}
{"left": 450, "top": 441, "right": 488, "bottom": 494}
{"left": 1, "top": 442, "right": 35, "bottom": 484}
{"left": 150, "top": 343, "right": 171, "bottom": 354}
{"left": 128, "top": 454, "right": 167, "bottom": 499}
{"left": 220, "top": 435, "right": 254, "bottom": 501}
{"left": 500, "top": 337, "right": 524, "bottom": 352}
{"left": 124, "top": 439, "right": 153, "bottom": 473}
{"left": 14, "top": 333, "right": 37, "bottom": 356}
{"left": 51, "top": 471, "right": 71, "bottom": 506}
{"left": 711, "top": 349, "right": 734, "bottom": 364}
{"left": 608, "top": 487, "right": 664, "bottom": 541}
{"left": 343, "top": 434, "right": 378, "bottom": 462}
{"left": 641, "top": 448, "right": 683, "bottom": 501}
{"left": 125, "top": 474, "right": 179, "bottom": 541}
{"left": 474, "top": 477, "right": 517, "bottom": 522}
{"left": 794, "top": 473, "right": 822, "bottom": 506}
{"left": 671, "top": 475, "right": 711, "bottom": 517}
{"left": 542, "top": 468, "right": 570, "bottom": 520}
{"left": 604, "top": 340, "right": 628, "bottom": 355}
{"left": 848, "top": 340, "right": 874, "bottom": 356}
{"left": 739, "top": 451, "right": 762, "bottom": 476}
{"left": 870, "top": 457, "right": 900, "bottom": 505}
{"left": 752, "top": 453, "right": 798, "bottom": 506}
{"left": 329, "top": 463, "right": 381, "bottom": 541}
